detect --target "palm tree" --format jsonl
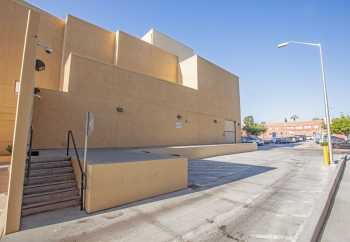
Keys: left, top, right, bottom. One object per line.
{"left": 290, "top": 114, "right": 299, "bottom": 122}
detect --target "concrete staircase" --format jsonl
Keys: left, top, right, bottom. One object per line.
{"left": 22, "top": 156, "right": 80, "bottom": 216}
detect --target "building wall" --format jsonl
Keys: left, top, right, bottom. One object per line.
{"left": 116, "top": 31, "right": 178, "bottom": 84}
{"left": 142, "top": 28, "right": 194, "bottom": 61}
{"left": 196, "top": 56, "right": 241, "bottom": 142}
{"left": 262, "top": 120, "right": 324, "bottom": 138}
{"left": 35, "top": 13, "right": 65, "bottom": 90}
{"left": 141, "top": 29, "right": 153, "bottom": 43}
{"left": 60, "top": 15, "right": 116, "bottom": 88}
{"left": 32, "top": 54, "right": 240, "bottom": 149}
{"left": 179, "top": 55, "right": 198, "bottom": 89}
{"left": 0, "top": 0, "right": 64, "bottom": 154}
{"left": 0, "top": 0, "right": 27, "bottom": 154}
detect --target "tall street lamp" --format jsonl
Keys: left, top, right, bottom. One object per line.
{"left": 277, "top": 41, "right": 333, "bottom": 164}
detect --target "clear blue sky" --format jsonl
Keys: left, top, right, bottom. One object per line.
{"left": 28, "top": 0, "right": 349, "bottom": 123}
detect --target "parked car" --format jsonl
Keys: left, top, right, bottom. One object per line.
{"left": 287, "top": 136, "right": 297, "bottom": 143}
{"left": 263, "top": 139, "right": 272, "bottom": 144}
{"left": 295, "top": 135, "right": 306, "bottom": 142}
{"left": 241, "top": 136, "right": 264, "bottom": 146}
{"left": 273, "top": 137, "right": 281, "bottom": 144}
{"left": 254, "top": 138, "right": 265, "bottom": 146}
{"left": 333, "top": 140, "right": 350, "bottom": 149}
{"left": 306, "top": 136, "right": 313, "bottom": 141}
{"left": 332, "top": 136, "right": 346, "bottom": 144}
{"left": 319, "top": 135, "right": 345, "bottom": 145}
{"left": 274, "top": 137, "right": 289, "bottom": 144}
{"left": 280, "top": 137, "right": 290, "bottom": 144}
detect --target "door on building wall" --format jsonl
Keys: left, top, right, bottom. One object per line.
{"left": 224, "top": 120, "right": 235, "bottom": 143}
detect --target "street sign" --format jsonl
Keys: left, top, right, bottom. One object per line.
{"left": 176, "top": 121, "right": 183, "bottom": 129}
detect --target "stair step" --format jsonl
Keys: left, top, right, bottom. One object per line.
{"left": 26, "top": 166, "right": 73, "bottom": 177}
{"left": 27, "top": 160, "right": 72, "bottom": 169}
{"left": 22, "top": 155, "right": 81, "bottom": 217}
{"left": 22, "top": 197, "right": 80, "bottom": 216}
{"left": 24, "top": 180, "right": 77, "bottom": 195}
{"left": 30, "top": 156, "right": 71, "bottom": 163}
{"left": 24, "top": 173, "right": 75, "bottom": 185}
{"left": 22, "top": 194, "right": 80, "bottom": 209}
{"left": 24, "top": 187, "right": 77, "bottom": 199}
{"left": 23, "top": 188, "right": 78, "bottom": 205}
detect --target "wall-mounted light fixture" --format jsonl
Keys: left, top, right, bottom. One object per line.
{"left": 213, "top": 119, "right": 218, "bottom": 123}
{"left": 177, "top": 114, "right": 182, "bottom": 120}
{"left": 116, "top": 106, "right": 124, "bottom": 113}
{"left": 34, "top": 87, "right": 41, "bottom": 99}
{"left": 36, "top": 40, "right": 53, "bottom": 54}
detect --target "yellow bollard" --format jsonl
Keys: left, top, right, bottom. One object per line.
{"left": 323, "top": 145, "right": 330, "bottom": 165}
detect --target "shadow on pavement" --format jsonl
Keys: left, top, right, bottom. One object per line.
{"left": 188, "top": 159, "right": 275, "bottom": 188}
{"left": 21, "top": 159, "right": 275, "bottom": 230}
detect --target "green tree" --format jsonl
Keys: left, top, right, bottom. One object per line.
{"left": 243, "top": 116, "right": 267, "bottom": 136}
{"left": 290, "top": 114, "right": 299, "bottom": 121}
{"left": 243, "top": 116, "right": 254, "bottom": 128}
{"left": 331, "top": 114, "right": 350, "bottom": 137}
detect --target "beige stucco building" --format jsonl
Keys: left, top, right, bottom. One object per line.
{"left": 0, "top": 0, "right": 256, "bottom": 235}
{"left": 0, "top": 1, "right": 242, "bottom": 154}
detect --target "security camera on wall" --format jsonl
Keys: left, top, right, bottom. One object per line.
{"left": 37, "top": 41, "right": 53, "bottom": 54}
{"left": 45, "top": 47, "right": 53, "bottom": 54}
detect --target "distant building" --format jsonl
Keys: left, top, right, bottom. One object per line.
{"left": 262, "top": 119, "right": 324, "bottom": 138}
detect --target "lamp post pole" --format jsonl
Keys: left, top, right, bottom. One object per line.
{"left": 277, "top": 41, "right": 333, "bottom": 163}
{"left": 318, "top": 44, "right": 334, "bottom": 163}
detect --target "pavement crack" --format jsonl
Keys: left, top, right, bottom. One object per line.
{"left": 218, "top": 225, "right": 246, "bottom": 241}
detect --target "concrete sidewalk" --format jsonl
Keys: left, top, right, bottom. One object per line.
{"left": 1, "top": 146, "right": 343, "bottom": 242}
{"left": 320, "top": 157, "right": 350, "bottom": 242}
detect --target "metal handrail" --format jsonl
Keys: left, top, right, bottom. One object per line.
{"left": 66, "top": 130, "right": 86, "bottom": 211}
{"left": 26, "top": 126, "right": 33, "bottom": 178}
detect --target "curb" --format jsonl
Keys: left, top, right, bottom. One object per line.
{"left": 297, "top": 155, "right": 348, "bottom": 242}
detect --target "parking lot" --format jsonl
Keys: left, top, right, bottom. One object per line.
{"left": 2, "top": 143, "right": 344, "bottom": 242}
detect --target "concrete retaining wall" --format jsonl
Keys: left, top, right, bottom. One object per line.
{"left": 85, "top": 156, "right": 188, "bottom": 213}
